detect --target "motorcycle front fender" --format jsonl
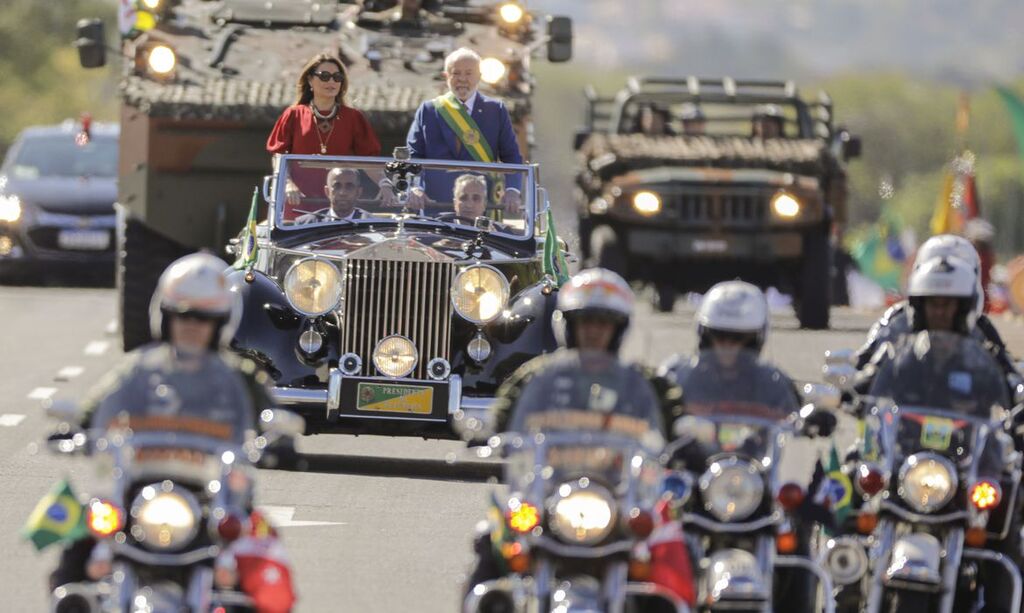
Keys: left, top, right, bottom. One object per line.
{"left": 884, "top": 532, "right": 943, "bottom": 588}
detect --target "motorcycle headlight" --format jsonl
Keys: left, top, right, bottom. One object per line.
{"left": 549, "top": 482, "right": 616, "bottom": 545}
{"left": 699, "top": 459, "right": 764, "bottom": 522}
{"left": 130, "top": 485, "right": 200, "bottom": 550}
{"left": 284, "top": 257, "right": 343, "bottom": 316}
{"left": 898, "top": 453, "right": 957, "bottom": 513}
{"left": 450, "top": 265, "right": 509, "bottom": 324}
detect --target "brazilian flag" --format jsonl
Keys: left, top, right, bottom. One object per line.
{"left": 542, "top": 209, "right": 570, "bottom": 287}
{"left": 234, "top": 187, "right": 260, "bottom": 270}
{"left": 820, "top": 444, "right": 852, "bottom": 534}
{"left": 22, "top": 479, "right": 87, "bottom": 551}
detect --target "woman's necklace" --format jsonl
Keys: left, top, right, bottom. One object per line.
{"left": 310, "top": 102, "right": 339, "bottom": 154}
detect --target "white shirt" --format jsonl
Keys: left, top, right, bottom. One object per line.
{"left": 460, "top": 91, "right": 478, "bottom": 115}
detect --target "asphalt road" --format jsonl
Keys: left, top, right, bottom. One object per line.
{"left": 2, "top": 285, "right": 1023, "bottom": 612}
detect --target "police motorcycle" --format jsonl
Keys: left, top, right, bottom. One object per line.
{"left": 824, "top": 331, "right": 1023, "bottom": 613}
{"left": 44, "top": 400, "right": 304, "bottom": 613}
{"left": 660, "top": 349, "right": 839, "bottom": 613}
{"left": 460, "top": 424, "right": 690, "bottom": 612}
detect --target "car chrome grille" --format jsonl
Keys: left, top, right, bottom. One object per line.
{"left": 665, "top": 190, "right": 770, "bottom": 225}
{"left": 341, "top": 259, "right": 455, "bottom": 379}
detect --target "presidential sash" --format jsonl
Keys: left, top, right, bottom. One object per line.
{"left": 432, "top": 92, "right": 495, "bottom": 162}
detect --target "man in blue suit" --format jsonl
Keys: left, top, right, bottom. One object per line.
{"left": 406, "top": 47, "right": 523, "bottom": 211}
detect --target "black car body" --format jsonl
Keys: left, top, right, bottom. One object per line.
{"left": 228, "top": 154, "right": 562, "bottom": 438}
{"left": 0, "top": 120, "right": 118, "bottom": 278}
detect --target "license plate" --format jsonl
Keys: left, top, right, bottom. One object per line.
{"left": 57, "top": 229, "right": 109, "bottom": 250}
{"left": 920, "top": 416, "right": 955, "bottom": 451}
{"left": 356, "top": 382, "right": 433, "bottom": 415}
{"left": 692, "top": 238, "right": 728, "bottom": 253}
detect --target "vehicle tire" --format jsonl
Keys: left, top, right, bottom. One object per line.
{"left": 117, "top": 212, "right": 191, "bottom": 351}
{"left": 590, "top": 225, "right": 626, "bottom": 276}
{"left": 797, "top": 229, "right": 831, "bottom": 329}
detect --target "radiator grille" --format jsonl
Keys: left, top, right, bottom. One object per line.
{"left": 664, "top": 190, "right": 771, "bottom": 225}
{"left": 341, "top": 259, "right": 455, "bottom": 379}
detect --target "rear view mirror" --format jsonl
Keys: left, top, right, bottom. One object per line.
{"left": 43, "top": 399, "right": 81, "bottom": 423}
{"left": 75, "top": 18, "right": 107, "bottom": 69}
{"left": 546, "top": 16, "right": 572, "bottom": 63}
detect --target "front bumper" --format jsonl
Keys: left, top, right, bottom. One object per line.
{"left": 0, "top": 211, "right": 116, "bottom": 270}
{"left": 624, "top": 227, "right": 805, "bottom": 260}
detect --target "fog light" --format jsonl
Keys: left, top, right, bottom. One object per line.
{"left": 427, "top": 358, "right": 451, "bottom": 380}
{"left": 468, "top": 333, "right": 491, "bottom": 362}
{"left": 340, "top": 353, "right": 362, "bottom": 376}
{"left": 299, "top": 329, "right": 323, "bottom": 354}
{"left": 373, "top": 335, "right": 418, "bottom": 378}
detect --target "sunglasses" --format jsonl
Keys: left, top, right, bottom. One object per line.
{"left": 172, "top": 310, "right": 222, "bottom": 323}
{"left": 709, "top": 330, "right": 752, "bottom": 344}
{"left": 311, "top": 70, "right": 344, "bottom": 83}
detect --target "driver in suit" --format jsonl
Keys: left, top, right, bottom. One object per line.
{"left": 295, "top": 167, "right": 365, "bottom": 223}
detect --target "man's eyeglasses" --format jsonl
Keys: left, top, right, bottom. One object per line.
{"left": 173, "top": 310, "right": 222, "bottom": 323}
{"left": 311, "top": 70, "right": 344, "bottom": 83}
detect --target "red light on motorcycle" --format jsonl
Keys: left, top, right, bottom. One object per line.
{"left": 627, "top": 508, "right": 654, "bottom": 539}
{"left": 776, "top": 531, "right": 798, "bottom": 554}
{"left": 856, "top": 511, "right": 878, "bottom": 535}
{"left": 87, "top": 499, "right": 124, "bottom": 538}
{"left": 507, "top": 501, "right": 540, "bottom": 533}
{"left": 501, "top": 542, "right": 530, "bottom": 573}
{"left": 856, "top": 464, "right": 886, "bottom": 496}
{"left": 777, "top": 482, "right": 805, "bottom": 512}
{"left": 965, "top": 526, "right": 987, "bottom": 547}
{"left": 217, "top": 514, "right": 244, "bottom": 543}
{"left": 970, "top": 480, "right": 1001, "bottom": 511}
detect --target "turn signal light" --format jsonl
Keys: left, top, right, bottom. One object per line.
{"left": 856, "top": 511, "right": 878, "bottom": 535}
{"left": 777, "top": 531, "right": 798, "bottom": 554}
{"left": 87, "top": 500, "right": 124, "bottom": 537}
{"left": 777, "top": 482, "right": 805, "bottom": 512}
{"left": 501, "top": 542, "right": 530, "bottom": 573}
{"left": 629, "top": 558, "right": 652, "bottom": 581}
{"left": 627, "top": 508, "right": 654, "bottom": 539}
{"left": 970, "top": 480, "right": 1001, "bottom": 511}
{"left": 965, "top": 526, "right": 988, "bottom": 548}
{"left": 507, "top": 501, "right": 540, "bottom": 533}
{"left": 857, "top": 464, "right": 886, "bottom": 496}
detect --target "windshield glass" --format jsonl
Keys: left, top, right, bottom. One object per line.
{"left": 892, "top": 407, "right": 980, "bottom": 464}
{"left": 675, "top": 349, "right": 800, "bottom": 419}
{"left": 6, "top": 134, "right": 118, "bottom": 179}
{"left": 672, "top": 414, "right": 777, "bottom": 461}
{"left": 276, "top": 156, "right": 532, "bottom": 237}
{"left": 617, "top": 98, "right": 812, "bottom": 139}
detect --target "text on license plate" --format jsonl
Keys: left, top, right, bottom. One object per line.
{"left": 58, "top": 230, "right": 109, "bottom": 250}
{"left": 356, "top": 383, "right": 433, "bottom": 415}
{"left": 692, "top": 239, "right": 728, "bottom": 253}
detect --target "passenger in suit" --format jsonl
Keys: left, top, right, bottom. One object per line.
{"left": 405, "top": 47, "right": 523, "bottom": 212}
{"left": 294, "top": 167, "right": 366, "bottom": 223}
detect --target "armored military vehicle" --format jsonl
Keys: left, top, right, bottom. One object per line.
{"left": 574, "top": 77, "right": 860, "bottom": 329}
{"left": 74, "top": 0, "right": 571, "bottom": 349}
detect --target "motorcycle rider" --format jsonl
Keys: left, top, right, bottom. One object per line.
{"left": 49, "top": 253, "right": 283, "bottom": 597}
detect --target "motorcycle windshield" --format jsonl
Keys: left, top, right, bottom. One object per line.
{"left": 890, "top": 406, "right": 981, "bottom": 464}
{"left": 673, "top": 414, "right": 776, "bottom": 461}
{"left": 680, "top": 349, "right": 799, "bottom": 420}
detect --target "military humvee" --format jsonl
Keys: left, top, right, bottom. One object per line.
{"left": 74, "top": 0, "right": 571, "bottom": 349}
{"left": 574, "top": 77, "right": 860, "bottom": 329}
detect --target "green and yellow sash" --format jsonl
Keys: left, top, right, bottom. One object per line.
{"left": 432, "top": 92, "right": 495, "bottom": 162}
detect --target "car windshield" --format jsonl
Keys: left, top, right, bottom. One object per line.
{"left": 618, "top": 99, "right": 811, "bottom": 139}
{"left": 6, "top": 134, "right": 118, "bottom": 179}
{"left": 275, "top": 156, "right": 533, "bottom": 237}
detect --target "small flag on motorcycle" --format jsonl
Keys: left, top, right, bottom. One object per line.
{"left": 21, "top": 479, "right": 88, "bottom": 551}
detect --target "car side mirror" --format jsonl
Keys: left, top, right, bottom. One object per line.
{"left": 43, "top": 398, "right": 81, "bottom": 423}
{"left": 260, "top": 409, "right": 306, "bottom": 439}
{"left": 546, "top": 16, "right": 573, "bottom": 63}
{"left": 75, "top": 18, "right": 107, "bottom": 69}
{"left": 840, "top": 130, "right": 861, "bottom": 161}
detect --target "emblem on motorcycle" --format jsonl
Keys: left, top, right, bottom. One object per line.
{"left": 920, "top": 416, "right": 955, "bottom": 451}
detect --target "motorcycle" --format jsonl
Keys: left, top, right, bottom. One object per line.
{"left": 825, "top": 331, "right": 1023, "bottom": 613}
{"left": 44, "top": 402, "right": 304, "bottom": 613}
{"left": 463, "top": 429, "right": 690, "bottom": 613}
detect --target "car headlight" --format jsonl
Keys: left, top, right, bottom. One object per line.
{"left": 699, "top": 459, "right": 764, "bottom": 522}
{"left": 147, "top": 44, "right": 176, "bottom": 76}
{"left": 130, "top": 486, "right": 199, "bottom": 550}
{"left": 373, "top": 334, "right": 418, "bottom": 378}
{"left": 499, "top": 2, "right": 525, "bottom": 24}
{"left": 549, "top": 482, "right": 616, "bottom": 545}
{"left": 284, "top": 257, "right": 343, "bottom": 316}
{"left": 451, "top": 265, "right": 509, "bottom": 324}
{"left": 480, "top": 58, "right": 507, "bottom": 85}
{"left": 898, "top": 453, "right": 957, "bottom": 513}
{"left": 771, "top": 192, "right": 800, "bottom": 218}
{"left": 632, "top": 191, "right": 662, "bottom": 216}
{"left": 0, "top": 195, "right": 21, "bottom": 222}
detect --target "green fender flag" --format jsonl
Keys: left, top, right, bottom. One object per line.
{"left": 542, "top": 209, "right": 570, "bottom": 286}
{"left": 22, "top": 479, "right": 87, "bottom": 551}
{"left": 996, "top": 87, "right": 1024, "bottom": 171}
{"left": 234, "top": 187, "right": 259, "bottom": 270}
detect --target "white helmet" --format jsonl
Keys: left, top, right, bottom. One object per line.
{"left": 697, "top": 281, "right": 769, "bottom": 352}
{"left": 149, "top": 253, "right": 240, "bottom": 347}
{"left": 555, "top": 268, "right": 634, "bottom": 351}
{"left": 906, "top": 255, "right": 978, "bottom": 333}
{"left": 914, "top": 234, "right": 983, "bottom": 314}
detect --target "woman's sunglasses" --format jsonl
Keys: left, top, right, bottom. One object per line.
{"left": 311, "top": 70, "right": 344, "bottom": 83}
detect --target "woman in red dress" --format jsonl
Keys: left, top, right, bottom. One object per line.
{"left": 267, "top": 54, "right": 382, "bottom": 209}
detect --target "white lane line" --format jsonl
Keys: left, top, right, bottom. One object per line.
{"left": 0, "top": 414, "right": 26, "bottom": 427}
{"left": 257, "top": 505, "right": 345, "bottom": 528}
{"left": 55, "top": 366, "right": 85, "bottom": 381}
{"left": 27, "top": 387, "right": 57, "bottom": 401}
{"left": 84, "top": 341, "right": 110, "bottom": 356}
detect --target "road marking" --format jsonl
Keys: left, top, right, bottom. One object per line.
{"left": 27, "top": 387, "right": 57, "bottom": 401}
{"left": 55, "top": 366, "right": 85, "bottom": 381}
{"left": 84, "top": 341, "right": 110, "bottom": 356}
{"left": 0, "top": 414, "right": 26, "bottom": 427}
{"left": 257, "top": 505, "right": 345, "bottom": 528}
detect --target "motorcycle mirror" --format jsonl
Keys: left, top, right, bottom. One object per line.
{"left": 801, "top": 382, "right": 841, "bottom": 411}
{"left": 260, "top": 409, "right": 305, "bottom": 439}
{"left": 42, "top": 398, "right": 81, "bottom": 423}
{"left": 46, "top": 430, "right": 86, "bottom": 455}
{"left": 823, "top": 363, "right": 857, "bottom": 392}
{"left": 824, "top": 348, "right": 855, "bottom": 366}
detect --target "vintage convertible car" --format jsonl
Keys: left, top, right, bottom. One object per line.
{"left": 227, "top": 153, "right": 562, "bottom": 438}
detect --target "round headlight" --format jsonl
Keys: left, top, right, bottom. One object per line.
{"left": 771, "top": 192, "right": 800, "bottom": 218}
{"left": 451, "top": 265, "right": 509, "bottom": 324}
{"left": 499, "top": 2, "right": 525, "bottom": 24}
{"left": 549, "top": 482, "right": 616, "bottom": 545}
{"left": 480, "top": 58, "right": 507, "bottom": 85}
{"left": 130, "top": 486, "right": 199, "bottom": 550}
{"left": 147, "top": 45, "right": 177, "bottom": 76}
{"left": 632, "top": 191, "right": 662, "bottom": 215}
{"left": 373, "top": 334, "right": 418, "bottom": 378}
{"left": 699, "top": 459, "right": 764, "bottom": 522}
{"left": 0, "top": 195, "right": 22, "bottom": 222}
{"left": 284, "top": 258, "right": 343, "bottom": 316}
{"left": 898, "top": 453, "right": 957, "bottom": 513}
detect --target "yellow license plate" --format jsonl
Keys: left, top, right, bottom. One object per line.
{"left": 356, "top": 383, "right": 433, "bottom": 415}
